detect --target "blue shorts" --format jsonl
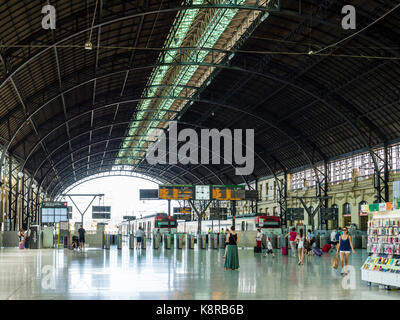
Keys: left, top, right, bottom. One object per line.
{"left": 137, "top": 237, "right": 142, "bottom": 243}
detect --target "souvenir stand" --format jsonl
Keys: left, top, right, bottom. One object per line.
{"left": 361, "top": 202, "right": 400, "bottom": 289}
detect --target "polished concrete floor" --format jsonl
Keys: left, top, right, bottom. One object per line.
{"left": 0, "top": 242, "right": 399, "bottom": 300}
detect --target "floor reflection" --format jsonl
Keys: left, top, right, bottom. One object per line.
{"left": 0, "top": 246, "right": 399, "bottom": 300}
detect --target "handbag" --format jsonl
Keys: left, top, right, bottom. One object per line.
{"left": 332, "top": 254, "right": 339, "bottom": 269}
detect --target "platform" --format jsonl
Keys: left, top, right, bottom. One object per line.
{"left": 0, "top": 246, "right": 398, "bottom": 300}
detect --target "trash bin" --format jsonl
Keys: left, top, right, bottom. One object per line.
{"left": 129, "top": 235, "right": 135, "bottom": 249}
{"left": 104, "top": 234, "right": 111, "bottom": 249}
{"left": 153, "top": 234, "right": 160, "bottom": 249}
{"left": 118, "top": 234, "right": 122, "bottom": 249}
{"left": 164, "top": 233, "right": 171, "bottom": 249}
{"left": 362, "top": 235, "right": 367, "bottom": 249}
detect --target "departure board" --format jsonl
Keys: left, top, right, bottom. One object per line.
{"left": 158, "top": 185, "right": 193, "bottom": 200}
{"left": 211, "top": 185, "right": 246, "bottom": 201}
{"left": 173, "top": 207, "right": 191, "bottom": 214}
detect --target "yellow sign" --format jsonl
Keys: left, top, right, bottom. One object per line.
{"left": 159, "top": 187, "right": 193, "bottom": 200}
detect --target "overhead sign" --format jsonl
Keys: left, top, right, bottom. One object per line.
{"left": 173, "top": 214, "right": 192, "bottom": 221}
{"left": 123, "top": 216, "right": 136, "bottom": 221}
{"left": 245, "top": 190, "right": 258, "bottom": 200}
{"left": 41, "top": 207, "right": 68, "bottom": 223}
{"left": 140, "top": 189, "right": 159, "bottom": 200}
{"left": 173, "top": 207, "right": 191, "bottom": 214}
{"left": 41, "top": 201, "right": 67, "bottom": 208}
{"left": 210, "top": 207, "right": 228, "bottom": 214}
{"left": 211, "top": 185, "right": 245, "bottom": 201}
{"left": 92, "top": 206, "right": 111, "bottom": 219}
{"left": 157, "top": 184, "right": 251, "bottom": 201}
{"left": 210, "top": 213, "right": 228, "bottom": 220}
{"left": 286, "top": 208, "right": 304, "bottom": 221}
{"left": 67, "top": 206, "right": 73, "bottom": 219}
{"left": 320, "top": 207, "right": 339, "bottom": 220}
{"left": 195, "top": 185, "right": 211, "bottom": 200}
{"left": 158, "top": 185, "right": 193, "bottom": 200}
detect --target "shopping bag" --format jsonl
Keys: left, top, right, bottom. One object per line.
{"left": 331, "top": 254, "right": 339, "bottom": 269}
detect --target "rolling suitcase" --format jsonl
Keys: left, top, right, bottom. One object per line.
{"left": 254, "top": 246, "right": 262, "bottom": 253}
{"left": 313, "top": 247, "right": 323, "bottom": 256}
{"left": 322, "top": 243, "right": 331, "bottom": 252}
{"left": 282, "top": 247, "right": 288, "bottom": 255}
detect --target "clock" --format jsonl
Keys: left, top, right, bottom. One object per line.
{"left": 195, "top": 185, "right": 211, "bottom": 200}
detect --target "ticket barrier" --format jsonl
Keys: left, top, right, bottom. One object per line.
{"left": 174, "top": 233, "right": 184, "bottom": 249}
{"left": 153, "top": 234, "right": 160, "bottom": 249}
{"left": 197, "top": 234, "right": 207, "bottom": 249}
{"left": 186, "top": 234, "right": 195, "bottom": 249}
{"left": 219, "top": 234, "right": 226, "bottom": 248}
{"left": 104, "top": 234, "right": 111, "bottom": 249}
{"left": 118, "top": 234, "right": 122, "bottom": 249}
{"left": 209, "top": 234, "right": 218, "bottom": 249}
{"left": 129, "top": 235, "right": 135, "bottom": 249}
{"left": 164, "top": 233, "right": 171, "bottom": 249}
{"left": 142, "top": 236, "right": 147, "bottom": 249}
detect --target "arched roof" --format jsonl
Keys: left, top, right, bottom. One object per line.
{"left": 0, "top": 0, "right": 399, "bottom": 198}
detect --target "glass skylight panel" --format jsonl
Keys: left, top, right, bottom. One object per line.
{"left": 118, "top": 0, "right": 248, "bottom": 163}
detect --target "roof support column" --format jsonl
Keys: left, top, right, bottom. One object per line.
{"left": 374, "top": 144, "right": 390, "bottom": 203}
{"left": 278, "top": 172, "right": 288, "bottom": 227}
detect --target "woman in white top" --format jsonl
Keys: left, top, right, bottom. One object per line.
{"left": 297, "top": 229, "right": 305, "bottom": 265}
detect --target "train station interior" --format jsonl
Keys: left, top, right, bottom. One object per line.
{"left": 0, "top": 0, "right": 400, "bottom": 300}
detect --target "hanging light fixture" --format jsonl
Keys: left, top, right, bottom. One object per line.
{"left": 17, "top": 171, "right": 24, "bottom": 178}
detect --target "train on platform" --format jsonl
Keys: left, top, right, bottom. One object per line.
{"left": 120, "top": 213, "right": 282, "bottom": 235}
{"left": 120, "top": 213, "right": 178, "bottom": 236}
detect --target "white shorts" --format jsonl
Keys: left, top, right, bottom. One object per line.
{"left": 298, "top": 243, "right": 304, "bottom": 249}
{"left": 340, "top": 250, "right": 350, "bottom": 254}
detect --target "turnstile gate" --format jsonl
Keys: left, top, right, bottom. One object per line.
{"left": 104, "top": 234, "right": 111, "bottom": 249}
{"left": 208, "top": 234, "right": 218, "bottom": 249}
{"left": 164, "top": 233, "right": 171, "bottom": 249}
{"left": 219, "top": 234, "right": 226, "bottom": 248}
{"left": 142, "top": 236, "right": 147, "bottom": 249}
{"left": 197, "top": 234, "right": 207, "bottom": 249}
{"left": 129, "top": 235, "right": 135, "bottom": 249}
{"left": 117, "top": 234, "right": 122, "bottom": 249}
{"left": 174, "top": 233, "right": 183, "bottom": 249}
{"left": 153, "top": 234, "right": 160, "bottom": 249}
{"left": 186, "top": 235, "right": 195, "bottom": 249}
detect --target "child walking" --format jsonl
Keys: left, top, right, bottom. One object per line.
{"left": 264, "top": 237, "right": 275, "bottom": 257}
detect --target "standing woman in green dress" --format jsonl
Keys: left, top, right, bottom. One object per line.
{"left": 224, "top": 226, "right": 239, "bottom": 270}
